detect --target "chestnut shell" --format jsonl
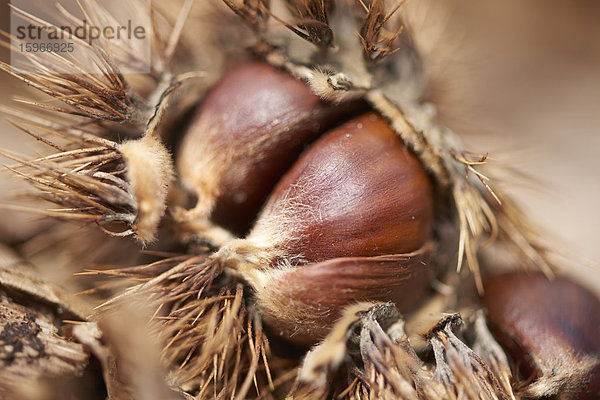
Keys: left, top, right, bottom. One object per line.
{"left": 256, "top": 112, "right": 435, "bottom": 263}
{"left": 483, "top": 272, "right": 600, "bottom": 398}
{"left": 245, "top": 112, "right": 435, "bottom": 345}
{"left": 177, "top": 61, "right": 361, "bottom": 234}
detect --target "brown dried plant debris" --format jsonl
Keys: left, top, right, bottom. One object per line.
{"left": 222, "top": 0, "right": 271, "bottom": 30}
{"left": 0, "top": 1, "right": 204, "bottom": 246}
{"left": 0, "top": 255, "right": 180, "bottom": 400}
{"left": 282, "top": 0, "right": 335, "bottom": 47}
{"left": 0, "top": 12, "right": 149, "bottom": 125}
{"left": 92, "top": 255, "right": 293, "bottom": 399}
{"left": 293, "top": 303, "right": 515, "bottom": 400}
{"left": 451, "top": 151, "right": 556, "bottom": 291}
{"left": 0, "top": 244, "right": 91, "bottom": 319}
{"left": 71, "top": 307, "right": 181, "bottom": 400}
{"left": 0, "top": 296, "right": 93, "bottom": 400}
{"left": 1, "top": 133, "right": 132, "bottom": 225}
{"left": 0, "top": 0, "right": 202, "bottom": 131}
{"left": 424, "top": 314, "right": 510, "bottom": 400}
{"left": 359, "top": 0, "right": 406, "bottom": 62}
{"left": 468, "top": 312, "right": 514, "bottom": 399}
{"left": 0, "top": 121, "right": 173, "bottom": 244}
{"left": 0, "top": 245, "right": 97, "bottom": 400}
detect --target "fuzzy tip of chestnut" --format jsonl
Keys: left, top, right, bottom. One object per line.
{"left": 119, "top": 136, "right": 173, "bottom": 244}
{"left": 482, "top": 272, "right": 600, "bottom": 399}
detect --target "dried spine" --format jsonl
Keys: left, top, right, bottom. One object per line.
{"left": 0, "top": 0, "right": 192, "bottom": 243}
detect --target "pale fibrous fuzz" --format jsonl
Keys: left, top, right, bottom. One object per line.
{"left": 119, "top": 136, "right": 174, "bottom": 244}
{"left": 1, "top": 122, "right": 172, "bottom": 244}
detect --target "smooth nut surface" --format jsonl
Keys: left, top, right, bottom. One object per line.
{"left": 483, "top": 272, "right": 600, "bottom": 398}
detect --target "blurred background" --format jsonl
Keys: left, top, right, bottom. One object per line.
{"left": 415, "top": 0, "right": 600, "bottom": 289}
{"left": 1, "top": 0, "right": 599, "bottom": 288}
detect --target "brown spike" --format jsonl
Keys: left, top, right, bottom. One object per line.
{"left": 276, "top": 0, "right": 335, "bottom": 47}
{"left": 222, "top": 0, "right": 271, "bottom": 30}
{"left": 359, "top": 0, "right": 405, "bottom": 62}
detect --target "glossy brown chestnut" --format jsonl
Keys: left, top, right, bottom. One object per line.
{"left": 177, "top": 61, "right": 361, "bottom": 234}
{"left": 255, "top": 248, "right": 433, "bottom": 346}
{"left": 222, "top": 112, "right": 435, "bottom": 345}
{"left": 482, "top": 272, "right": 600, "bottom": 399}
{"left": 249, "top": 112, "right": 435, "bottom": 264}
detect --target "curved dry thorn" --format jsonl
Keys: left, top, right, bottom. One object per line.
{"left": 3, "top": 4, "right": 153, "bottom": 124}
{"left": 262, "top": 0, "right": 334, "bottom": 47}
{"left": 359, "top": 0, "right": 406, "bottom": 62}
{"left": 451, "top": 150, "right": 502, "bottom": 206}
{"left": 222, "top": 0, "right": 271, "bottom": 30}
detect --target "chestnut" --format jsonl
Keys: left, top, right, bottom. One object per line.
{"left": 252, "top": 112, "right": 434, "bottom": 263}
{"left": 482, "top": 272, "right": 600, "bottom": 399}
{"left": 216, "top": 112, "right": 435, "bottom": 346}
{"left": 174, "top": 63, "right": 435, "bottom": 346}
{"left": 176, "top": 61, "right": 361, "bottom": 234}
